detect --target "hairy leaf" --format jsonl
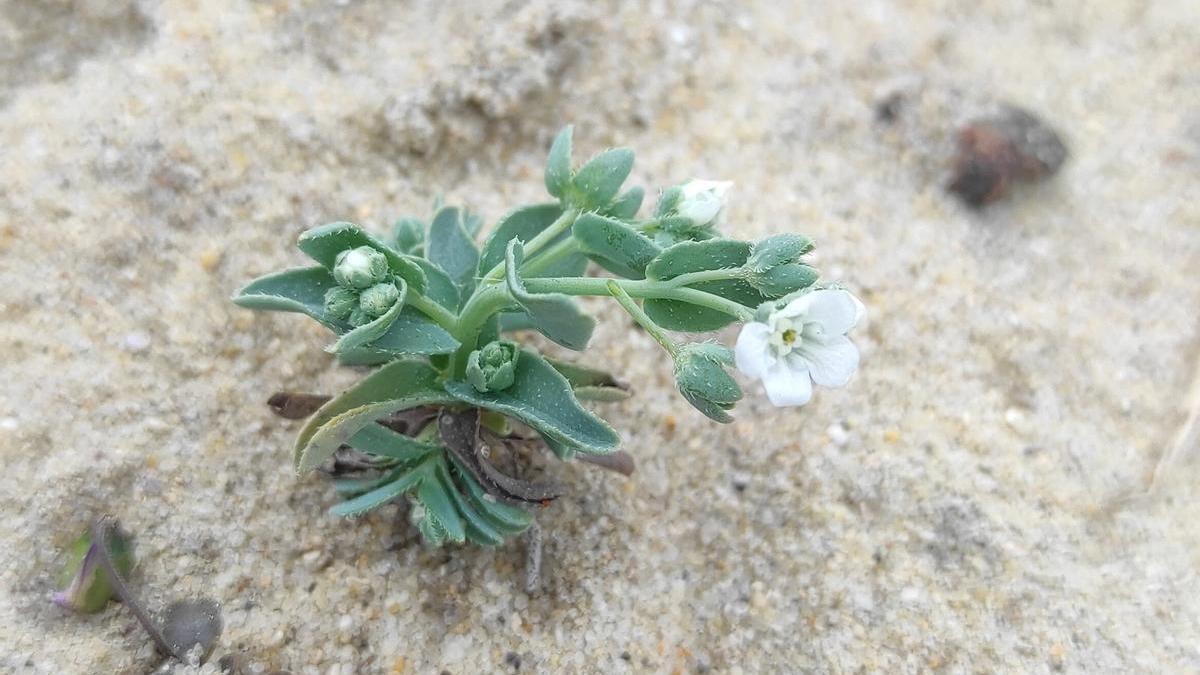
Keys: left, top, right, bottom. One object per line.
{"left": 294, "top": 360, "right": 454, "bottom": 473}
{"left": 426, "top": 206, "right": 479, "bottom": 295}
{"left": 329, "top": 466, "right": 424, "bottom": 517}
{"left": 232, "top": 265, "right": 345, "bottom": 328}
{"left": 328, "top": 279, "right": 408, "bottom": 354}
{"left": 298, "top": 222, "right": 426, "bottom": 293}
{"left": 569, "top": 148, "right": 633, "bottom": 209}
{"left": 477, "top": 203, "right": 564, "bottom": 275}
{"left": 603, "top": 186, "right": 644, "bottom": 220}
{"left": 544, "top": 125, "right": 573, "bottom": 199}
{"left": 572, "top": 213, "right": 661, "bottom": 280}
{"left": 409, "top": 257, "right": 460, "bottom": 310}
{"left": 546, "top": 357, "right": 630, "bottom": 402}
{"left": 505, "top": 239, "right": 595, "bottom": 350}
{"left": 445, "top": 347, "right": 618, "bottom": 455}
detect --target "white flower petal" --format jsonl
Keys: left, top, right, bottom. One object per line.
{"left": 803, "top": 289, "right": 862, "bottom": 338}
{"left": 800, "top": 336, "right": 860, "bottom": 388}
{"left": 734, "top": 322, "right": 773, "bottom": 379}
{"left": 775, "top": 292, "right": 816, "bottom": 320}
{"left": 761, "top": 360, "right": 813, "bottom": 407}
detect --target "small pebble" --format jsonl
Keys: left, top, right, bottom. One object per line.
{"left": 948, "top": 104, "right": 1068, "bottom": 207}
{"left": 123, "top": 331, "right": 152, "bottom": 353}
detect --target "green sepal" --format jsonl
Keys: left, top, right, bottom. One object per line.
{"left": 444, "top": 347, "right": 619, "bottom": 455}
{"left": 568, "top": 147, "right": 633, "bottom": 210}
{"left": 544, "top": 125, "right": 573, "bottom": 199}
{"left": 477, "top": 203, "right": 565, "bottom": 276}
{"left": 298, "top": 222, "right": 427, "bottom": 294}
{"left": 747, "top": 233, "right": 814, "bottom": 270}
{"left": 505, "top": 239, "right": 595, "bottom": 350}
{"left": 572, "top": 212, "right": 661, "bottom": 280}
{"left": 426, "top": 206, "right": 480, "bottom": 296}
{"left": 294, "top": 360, "right": 455, "bottom": 473}
{"left": 646, "top": 239, "right": 750, "bottom": 281}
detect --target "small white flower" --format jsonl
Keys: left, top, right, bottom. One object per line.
{"left": 734, "top": 289, "right": 865, "bottom": 407}
{"left": 675, "top": 179, "right": 733, "bottom": 227}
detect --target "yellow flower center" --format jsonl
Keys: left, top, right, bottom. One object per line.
{"left": 781, "top": 328, "right": 798, "bottom": 345}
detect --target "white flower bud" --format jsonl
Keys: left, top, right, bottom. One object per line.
{"left": 333, "top": 246, "right": 389, "bottom": 290}
{"left": 674, "top": 180, "right": 733, "bottom": 228}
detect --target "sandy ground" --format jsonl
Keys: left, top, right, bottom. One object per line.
{"left": 2, "top": 1, "right": 1199, "bottom": 673}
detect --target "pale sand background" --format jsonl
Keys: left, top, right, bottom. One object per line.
{"left": 2, "top": 1, "right": 1199, "bottom": 673}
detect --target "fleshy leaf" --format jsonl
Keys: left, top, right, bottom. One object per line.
{"left": 448, "top": 456, "right": 534, "bottom": 531}
{"left": 644, "top": 239, "right": 769, "bottom": 331}
{"left": 349, "top": 424, "right": 440, "bottom": 463}
{"left": 569, "top": 147, "right": 633, "bottom": 210}
{"left": 603, "top": 186, "right": 644, "bottom": 220}
{"left": 477, "top": 203, "right": 564, "bottom": 275}
{"left": 297, "top": 222, "right": 426, "bottom": 293}
{"left": 426, "top": 206, "right": 479, "bottom": 295}
{"left": 232, "top": 266, "right": 345, "bottom": 326}
{"left": 360, "top": 307, "right": 459, "bottom": 355}
{"left": 294, "top": 360, "right": 454, "bottom": 473}
{"left": 546, "top": 357, "right": 630, "bottom": 401}
{"left": 417, "top": 465, "right": 466, "bottom": 543}
{"left": 505, "top": 239, "right": 595, "bottom": 350}
{"left": 330, "top": 466, "right": 424, "bottom": 517}
{"left": 409, "top": 257, "right": 460, "bottom": 310}
{"left": 572, "top": 213, "right": 661, "bottom": 280}
{"left": 445, "top": 347, "right": 618, "bottom": 455}
{"left": 544, "top": 126, "right": 573, "bottom": 199}
{"left": 392, "top": 217, "right": 425, "bottom": 255}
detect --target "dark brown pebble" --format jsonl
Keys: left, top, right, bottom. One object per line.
{"left": 948, "top": 105, "right": 1068, "bottom": 207}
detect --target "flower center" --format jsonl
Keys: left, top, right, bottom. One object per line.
{"left": 768, "top": 319, "right": 805, "bottom": 357}
{"left": 781, "top": 328, "right": 798, "bottom": 345}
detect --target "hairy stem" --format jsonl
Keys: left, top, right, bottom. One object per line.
{"left": 524, "top": 277, "right": 756, "bottom": 322}
{"left": 606, "top": 281, "right": 678, "bottom": 356}
{"left": 406, "top": 292, "right": 458, "bottom": 331}
{"left": 477, "top": 207, "right": 580, "bottom": 285}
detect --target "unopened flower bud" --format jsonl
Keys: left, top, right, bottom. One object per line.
{"left": 333, "top": 246, "right": 389, "bottom": 290}
{"left": 52, "top": 523, "right": 135, "bottom": 614}
{"left": 323, "top": 286, "right": 359, "bottom": 321}
{"left": 466, "top": 340, "right": 520, "bottom": 393}
{"left": 358, "top": 281, "right": 400, "bottom": 318}
{"left": 673, "top": 180, "right": 733, "bottom": 228}
{"left": 347, "top": 306, "right": 370, "bottom": 327}
{"left": 673, "top": 343, "right": 742, "bottom": 423}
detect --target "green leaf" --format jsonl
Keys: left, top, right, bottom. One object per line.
{"left": 445, "top": 347, "right": 619, "bottom": 455}
{"left": 328, "top": 279, "right": 409, "bottom": 354}
{"left": 433, "top": 462, "right": 505, "bottom": 546}
{"left": 572, "top": 212, "right": 660, "bottom": 279}
{"left": 644, "top": 239, "right": 768, "bottom": 332}
{"left": 505, "top": 239, "right": 595, "bottom": 350}
{"left": 294, "top": 360, "right": 454, "bottom": 473}
{"left": 330, "top": 466, "right": 424, "bottom": 517}
{"left": 409, "top": 257, "right": 460, "bottom": 310}
{"left": 392, "top": 217, "right": 425, "bottom": 254}
{"left": 646, "top": 239, "right": 750, "bottom": 280}
{"left": 232, "top": 266, "right": 345, "bottom": 328}
{"left": 349, "top": 424, "right": 440, "bottom": 463}
{"left": 426, "top": 206, "right": 479, "bottom": 295}
{"left": 546, "top": 357, "right": 630, "bottom": 401}
{"left": 569, "top": 147, "right": 633, "bottom": 209}
{"left": 477, "top": 203, "right": 564, "bottom": 275}
{"left": 603, "top": 186, "right": 644, "bottom": 219}
{"left": 462, "top": 209, "right": 485, "bottom": 239}
{"left": 417, "top": 465, "right": 465, "bottom": 543}
{"left": 544, "top": 125, "right": 573, "bottom": 198}
{"left": 298, "top": 222, "right": 427, "bottom": 294}
{"left": 448, "top": 456, "right": 534, "bottom": 532}
{"left": 366, "top": 307, "right": 460, "bottom": 355}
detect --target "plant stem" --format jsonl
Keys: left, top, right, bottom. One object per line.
{"left": 448, "top": 284, "right": 513, "bottom": 376}
{"left": 406, "top": 293, "right": 458, "bottom": 331}
{"left": 524, "top": 277, "right": 756, "bottom": 322}
{"left": 605, "top": 280, "right": 678, "bottom": 356}
{"left": 91, "top": 516, "right": 182, "bottom": 661}
{"left": 477, "top": 207, "right": 579, "bottom": 285}
{"left": 517, "top": 237, "right": 581, "bottom": 278}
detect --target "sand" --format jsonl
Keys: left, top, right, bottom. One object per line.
{"left": 2, "top": 1, "right": 1199, "bottom": 673}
